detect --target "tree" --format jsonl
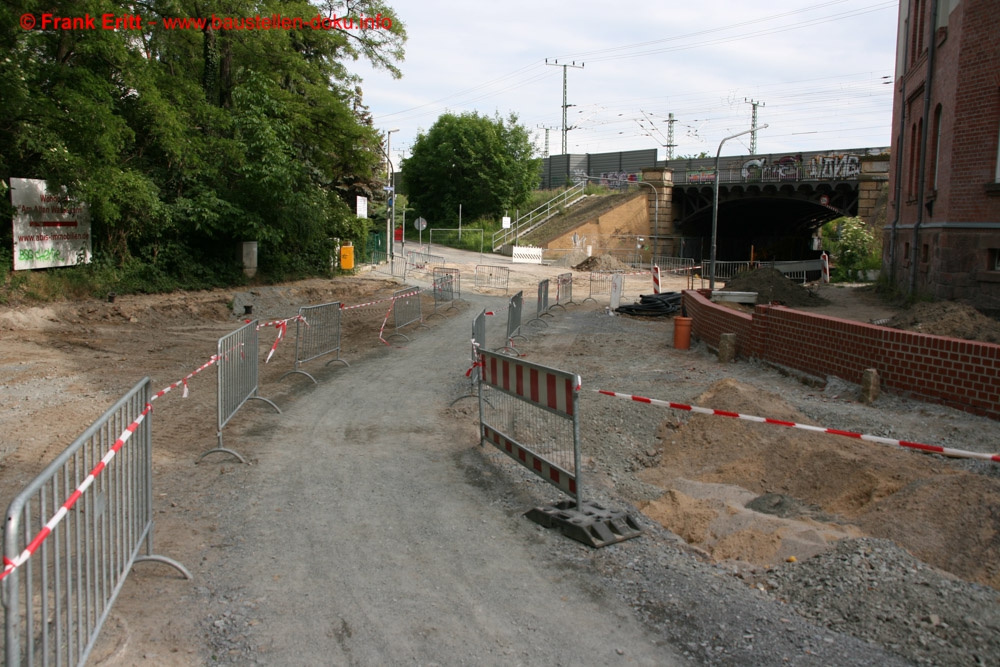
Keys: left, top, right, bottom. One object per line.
{"left": 823, "top": 216, "right": 880, "bottom": 281}
{"left": 0, "top": 0, "right": 406, "bottom": 285}
{"left": 401, "top": 112, "right": 539, "bottom": 225}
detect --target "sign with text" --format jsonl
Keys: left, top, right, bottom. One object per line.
{"left": 11, "top": 178, "right": 91, "bottom": 270}
{"left": 356, "top": 195, "right": 368, "bottom": 219}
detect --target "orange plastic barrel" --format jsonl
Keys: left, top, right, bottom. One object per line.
{"left": 673, "top": 316, "right": 692, "bottom": 350}
{"left": 340, "top": 242, "right": 355, "bottom": 270}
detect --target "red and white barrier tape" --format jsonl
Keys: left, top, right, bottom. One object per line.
{"left": 2, "top": 404, "right": 153, "bottom": 582}
{"left": 484, "top": 303, "right": 511, "bottom": 316}
{"left": 340, "top": 287, "right": 425, "bottom": 313}
{"left": 0, "top": 340, "right": 256, "bottom": 582}
{"left": 250, "top": 315, "right": 307, "bottom": 363}
{"left": 595, "top": 388, "right": 1000, "bottom": 463}
{"left": 3, "top": 290, "right": 433, "bottom": 580}
{"left": 376, "top": 288, "right": 423, "bottom": 346}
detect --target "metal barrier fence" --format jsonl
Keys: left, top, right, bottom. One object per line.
{"left": 527, "top": 279, "right": 552, "bottom": 327}
{"left": 405, "top": 249, "right": 444, "bottom": 269}
{"left": 651, "top": 256, "right": 696, "bottom": 274}
{"left": 771, "top": 259, "right": 824, "bottom": 283}
{"left": 203, "top": 320, "right": 280, "bottom": 464}
{"left": 478, "top": 349, "right": 582, "bottom": 506}
{"left": 371, "top": 251, "right": 408, "bottom": 280}
{"left": 3, "top": 378, "right": 190, "bottom": 667}
{"left": 608, "top": 250, "right": 644, "bottom": 269}
{"left": 386, "top": 288, "right": 428, "bottom": 342}
{"left": 433, "top": 267, "right": 462, "bottom": 301}
{"left": 582, "top": 270, "right": 625, "bottom": 303}
{"left": 552, "top": 272, "right": 575, "bottom": 309}
{"left": 280, "top": 302, "right": 350, "bottom": 384}
{"left": 474, "top": 265, "right": 510, "bottom": 294}
{"left": 499, "top": 290, "right": 527, "bottom": 355}
{"left": 451, "top": 309, "right": 487, "bottom": 405}
{"left": 706, "top": 260, "right": 752, "bottom": 282}
{"left": 428, "top": 269, "right": 460, "bottom": 319}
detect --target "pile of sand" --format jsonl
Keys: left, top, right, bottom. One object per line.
{"left": 638, "top": 379, "right": 1000, "bottom": 586}
{"left": 723, "top": 268, "right": 827, "bottom": 308}
{"left": 572, "top": 254, "right": 630, "bottom": 272}
{"left": 887, "top": 301, "right": 1000, "bottom": 343}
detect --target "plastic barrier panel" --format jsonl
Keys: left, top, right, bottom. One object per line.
{"left": 478, "top": 349, "right": 582, "bottom": 506}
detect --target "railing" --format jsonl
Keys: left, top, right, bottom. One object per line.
{"left": 474, "top": 265, "right": 510, "bottom": 294}
{"left": 427, "top": 268, "right": 460, "bottom": 319}
{"left": 651, "top": 256, "right": 696, "bottom": 275}
{"left": 385, "top": 288, "right": 427, "bottom": 343}
{"left": 672, "top": 165, "right": 862, "bottom": 186}
{"left": 279, "top": 302, "right": 350, "bottom": 384}
{"left": 492, "top": 182, "right": 586, "bottom": 251}
{"left": 3, "top": 378, "right": 190, "bottom": 667}
{"left": 202, "top": 320, "right": 280, "bottom": 464}
{"left": 499, "top": 291, "right": 527, "bottom": 356}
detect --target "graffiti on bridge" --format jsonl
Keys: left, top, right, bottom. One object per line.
{"left": 738, "top": 153, "right": 861, "bottom": 181}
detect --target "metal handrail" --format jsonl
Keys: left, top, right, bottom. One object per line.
{"left": 491, "top": 182, "right": 587, "bottom": 251}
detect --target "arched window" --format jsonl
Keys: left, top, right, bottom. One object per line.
{"left": 910, "top": 0, "right": 926, "bottom": 65}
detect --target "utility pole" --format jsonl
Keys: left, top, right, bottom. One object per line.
{"left": 666, "top": 113, "right": 677, "bottom": 160}
{"left": 536, "top": 124, "right": 560, "bottom": 158}
{"left": 546, "top": 59, "right": 584, "bottom": 155}
{"left": 745, "top": 99, "right": 764, "bottom": 154}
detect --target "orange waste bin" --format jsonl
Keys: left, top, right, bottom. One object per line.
{"left": 673, "top": 316, "right": 692, "bottom": 350}
{"left": 340, "top": 242, "right": 355, "bottom": 270}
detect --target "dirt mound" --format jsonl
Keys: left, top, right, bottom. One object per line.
{"left": 887, "top": 301, "right": 1000, "bottom": 343}
{"left": 639, "top": 379, "right": 1000, "bottom": 587}
{"left": 723, "top": 268, "right": 828, "bottom": 308}
{"left": 572, "top": 254, "right": 629, "bottom": 272}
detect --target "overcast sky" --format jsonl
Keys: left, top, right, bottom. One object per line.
{"left": 355, "top": 0, "right": 899, "bottom": 167}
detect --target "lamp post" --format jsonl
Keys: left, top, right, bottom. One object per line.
{"left": 710, "top": 124, "right": 767, "bottom": 290}
{"left": 384, "top": 128, "right": 399, "bottom": 259}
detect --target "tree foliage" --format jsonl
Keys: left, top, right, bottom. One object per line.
{"left": 0, "top": 0, "right": 406, "bottom": 286}
{"left": 401, "top": 112, "right": 539, "bottom": 226}
{"left": 823, "top": 216, "right": 881, "bottom": 281}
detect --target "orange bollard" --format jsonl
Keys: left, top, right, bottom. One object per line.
{"left": 673, "top": 316, "right": 692, "bottom": 350}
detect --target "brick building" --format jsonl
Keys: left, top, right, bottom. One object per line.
{"left": 884, "top": 0, "right": 1000, "bottom": 310}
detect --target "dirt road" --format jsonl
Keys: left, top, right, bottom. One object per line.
{"left": 3, "top": 248, "right": 995, "bottom": 665}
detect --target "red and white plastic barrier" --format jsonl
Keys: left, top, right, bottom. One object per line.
{"left": 652, "top": 265, "right": 661, "bottom": 294}
{"left": 596, "top": 388, "right": 1000, "bottom": 463}
{"left": 821, "top": 251, "right": 830, "bottom": 284}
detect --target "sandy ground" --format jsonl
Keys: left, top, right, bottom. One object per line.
{"left": 1, "top": 248, "right": 997, "bottom": 664}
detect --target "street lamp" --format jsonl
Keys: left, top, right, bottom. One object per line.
{"left": 709, "top": 124, "right": 767, "bottom": 290}
{"left": 384, "top": 128, "right": 399, "bottom": 258}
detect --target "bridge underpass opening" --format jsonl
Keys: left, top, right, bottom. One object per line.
{"left": 676, "top": 195, "right": 847, "bottom": 262}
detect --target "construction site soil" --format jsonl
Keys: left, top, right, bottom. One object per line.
{"left": 1, "top": 255, "right": 998, "bottom": 666}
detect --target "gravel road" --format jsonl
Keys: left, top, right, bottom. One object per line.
{"left": 181, "top": 260, "right": 931, "bottom": 667}
{"left": 6, "top": 246, "right": 996, "bottom": 666}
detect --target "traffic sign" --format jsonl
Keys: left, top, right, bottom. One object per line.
{"left": 414, "top": 217, "right": 427, "bottom": 231}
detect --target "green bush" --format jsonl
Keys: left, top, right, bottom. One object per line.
{"left": 822, "top": 216, "right": 882, "bottom": 282}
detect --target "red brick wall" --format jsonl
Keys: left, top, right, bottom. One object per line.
{"left": 684, "top": 289, "right": 754, "bottom": 356}
{"left": 683, "top": 289, "right": 1000, "bottom": 420}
